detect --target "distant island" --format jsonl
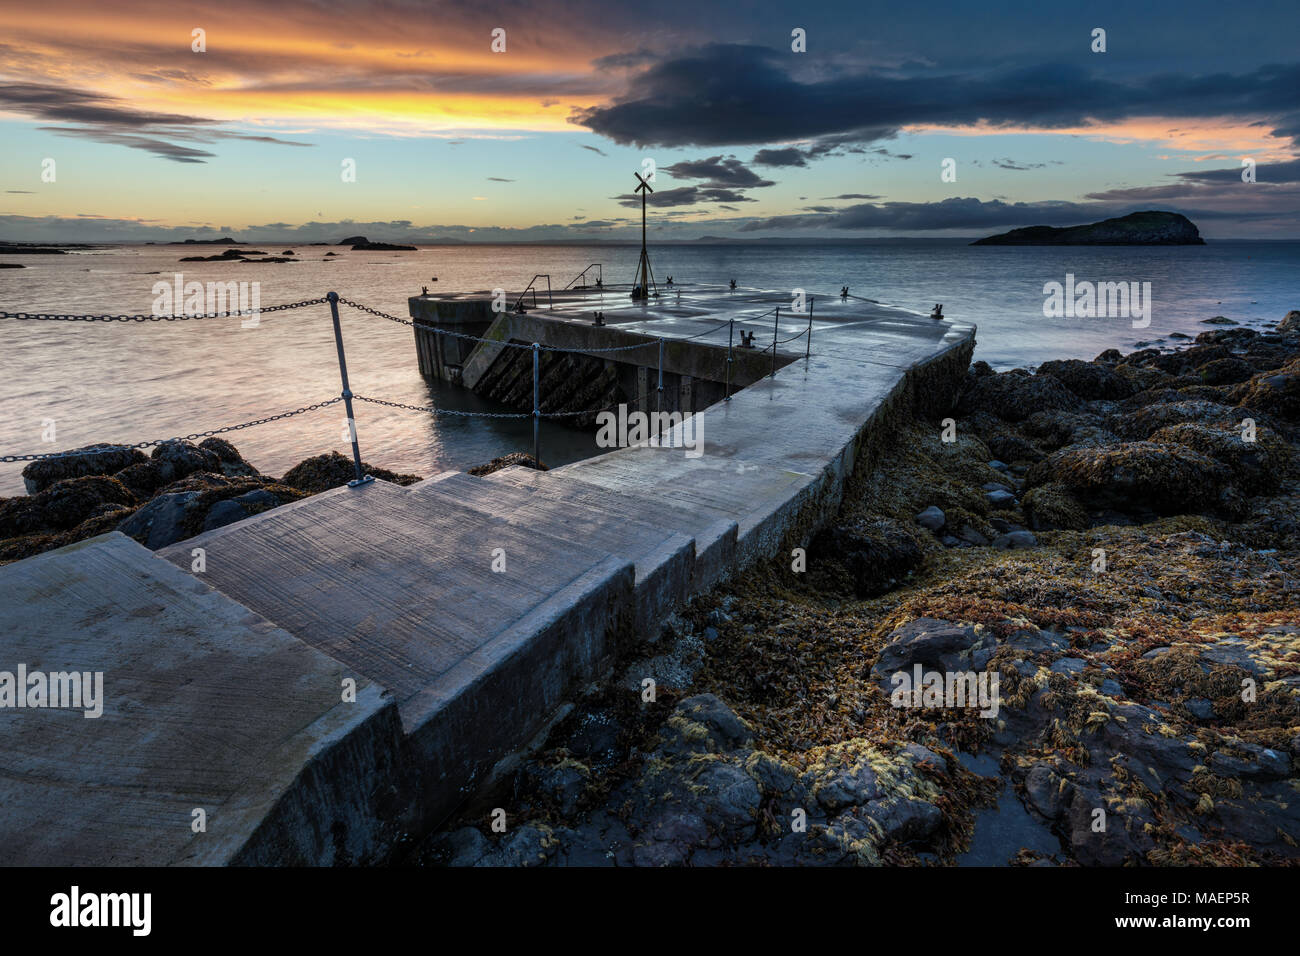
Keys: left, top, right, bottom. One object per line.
{"left": 339, "top": 235, "right": 418, "bottom": 251}
{"left": 972, "top": 210, "right": 1205, "bottom": 245}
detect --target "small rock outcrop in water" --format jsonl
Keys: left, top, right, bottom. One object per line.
{"left": 972, "top": 210, "right": 1205, "bottom": 245}
{"left": 467, "top": 452, "right": 547, "bottom": 476}
{"left": 352, "top": 241, "right": 418, "bottom": 251}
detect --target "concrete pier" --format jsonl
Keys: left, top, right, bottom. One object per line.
{"left": 0, "top": 283, "right": 974, "bottom": 864}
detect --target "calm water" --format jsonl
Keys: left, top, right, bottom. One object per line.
{"left": 1, "top": 240, "right": 1295, "bottom": 495}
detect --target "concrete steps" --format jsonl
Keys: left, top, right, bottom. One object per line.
{"left": 407, "top": 471, "right": 694, "bottom": 637}
{"left": 481, "top": 464, "right": 739, "bottom": 590}
{"left": 0, "top": 532, "right": 401, "bottom": 865}
{"left": 156, "top": 477, "right": 635, "bottom": 827}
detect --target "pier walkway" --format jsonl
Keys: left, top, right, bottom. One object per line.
{"left": 0, "top": 285, "right": 974, "bottom": 864}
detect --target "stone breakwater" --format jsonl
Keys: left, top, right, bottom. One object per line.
{"left": 413, "top": 310, "right": 1300, "bottom": 867}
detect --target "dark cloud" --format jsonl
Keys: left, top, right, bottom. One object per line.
{"left": 826, "top": 193, "right": 882, "bottom": 200}
{"left": 752, "top": 147, "right": 807, "bottom": 167}
{"left": 0, "top": 82, "right": 215, "bottom": 128}
{"left": 1, "top": 81, "right": 311, "bottom": 162}
{"left": 1172, "top": 158, "right": 1300, "bottom": 184}
{"left": 613, "top": 185, "right": 755, "bottom": 208}
{"left": 993, "top": 158, "right": 1047, "bottom": 170}
{"left": 39, "top": 127, "right": 216, "bottom": 163}
{"left": 662, "top": 155, "right": 774, "bottom": 188}
{"left": 487, "top": 177, "right": 515, "bottom": 182}
{"left": 579, "top": 144, "right": 608, "bottom": 156}
{"left": 572, "top": 43, "right": 1300, "bottom": 157}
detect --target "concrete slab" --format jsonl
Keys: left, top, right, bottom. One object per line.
{"left": 482, "top": 465, "right": 739, "bottom": 591}
{"left": 408, "top": 471, "right": 695, "bottom": 637}
{"left": 157, "top": 477, "right": 636, "bottom": 828}
{"left": 0, "top": 532, "right": 402, "bottom": 866}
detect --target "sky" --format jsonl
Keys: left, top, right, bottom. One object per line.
{"left": 1, "top": 0, "right": 1299, "bottom": 242}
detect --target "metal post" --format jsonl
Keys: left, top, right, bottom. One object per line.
{"left": 657, "top": 338, "right": 664, "bottom": 416}
{"left": 806, "top": 296, "right": 814, "bottom": 361}
{"left": 532, "top": 343, "right": 540, "bottom": 466}
{"left": 725, "top": 319, "right": 734, "bottom": 402}
{"left": 326, "top": 292, "right": 372, "bottom": 487}
{"left": 771, "top": 306, "right": 780, "bottom": 379}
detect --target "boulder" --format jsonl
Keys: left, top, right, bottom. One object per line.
{"left": 1020, "top": 483, "right": 1088, "bottom": 530}
{"left": 959, "top": 369, "right": 1079, "bottom": 422}
{"left": 151, "top": 440, "right": 222, "bottom": 483}
{"left": 0, "top": 475, "right": 136, "bottom": 536}
{"left": 198, "top": 437, "right": 260, "bottom": 478}
{"left": 116, "top": 491, "right": 201, "bottom": 549}
{"left": 1150, "top": 421, "right": 1290, "bottom": 495}
{"left": 20, "top": 444, "right": 146, "bottom": 494}
{"left": 1027, "top": 441, "right": 1228, "bottom": 515}
{"left": 1036, "top": 359, "right": 1136, "bottom": 400}
{"left": 1196, "top": 357, "right": 1255, "bottom": 386}
{"left": 1230, "top": 357, "right": 1300, "bottom": 423}
{"left": 872, "top": 617, "right": 983, "bottom": 676}
{"left": 280, "top": 451, "right": 422, "bottom": 493}
{"left": 914, "top": 505, "right": 945, "bottom": 531}
{"left": 1108, "top": 399, "right": 1242, "bottom": 441}
{"left": 811, "top": 517, "right": 924, "bottom": 597}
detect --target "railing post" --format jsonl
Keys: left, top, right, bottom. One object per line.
{"left": 326, "top": 292, "right": 372, "bottom": 487}
{"left": 806, "top": 296, "right": 814, "bottom": 361}
{"left": 771, "top": 306, "right": 780, "bottom": 379}
{"left": 725, "top": 319, "right": 734, "bottom": 402}
{"left": 657, "top": 338, "right": 664, "bottom": 416}
{"left": 532, "top": 342, "right": 540, "bottom": 466}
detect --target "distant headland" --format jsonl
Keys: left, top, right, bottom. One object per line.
{"left": 972, "top": 210, "right": 1205, "bottom": 246}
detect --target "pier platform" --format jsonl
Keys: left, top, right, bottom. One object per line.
{"left": 0, "top": 283, "right": 974, "bottom": 864}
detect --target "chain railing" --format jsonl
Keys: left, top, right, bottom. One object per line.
{"left": 1, "top": 287, "right": 815, "bottom": 478}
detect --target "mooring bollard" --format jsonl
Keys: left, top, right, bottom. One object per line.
{"left": 725, "top": 319, "right": 734, "bottom": 401}
{"left": 326, "top": 292, "right": 373, "bottom": 487}
{"left": 532, "top": 342, "right": 540, "bottom": 466}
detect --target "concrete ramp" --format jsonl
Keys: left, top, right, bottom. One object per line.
{"left": 409, "top": 470, "right": 695, "bottom": 636}
{"left": 482, "top": 465, "right": 739, "bottom": 590}
{"left": 156, "top": 477, "right": 635, "bottom": 826}
{"left": 0, "top": 532, "right": 402, "bottom": 866}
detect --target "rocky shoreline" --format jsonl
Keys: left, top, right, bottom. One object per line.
{"left": 413, "top": 309, "right": 1300, "bottom": 867}
{"left": 3, "top": 310, "right": 1297, "bottom": 866}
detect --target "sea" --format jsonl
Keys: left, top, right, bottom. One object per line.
{"left": 1, "top": 239, "right": 1296, "bottom": 495}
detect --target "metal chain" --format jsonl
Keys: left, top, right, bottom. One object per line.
{"left": 351, "top": 395, "right": 624, "bottom": 421}
{"left": 1, "top": 397, "right": 342, "bottom": 462}
{"left": 0, "top": 298, "right": 327, "bottom": 322}
{"left": 339, "top": 297, "right": 675, "bottom": 354}
{"left": 353, "top": 394, "right": 531, "bottom": 419}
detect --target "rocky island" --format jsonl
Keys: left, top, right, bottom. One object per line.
{"left": 973, "top": 210, "right": 1205, "bottom": 246}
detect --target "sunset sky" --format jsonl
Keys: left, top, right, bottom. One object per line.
{"left": 2, "top": 0, "right": 1298, "bottom": 241}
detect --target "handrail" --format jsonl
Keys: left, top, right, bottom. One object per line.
{"left": 513, "top": 274, "right": 552, "bottom": 313}
{"left": 563, "top": 263, "right": 603, "bottom": 290}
